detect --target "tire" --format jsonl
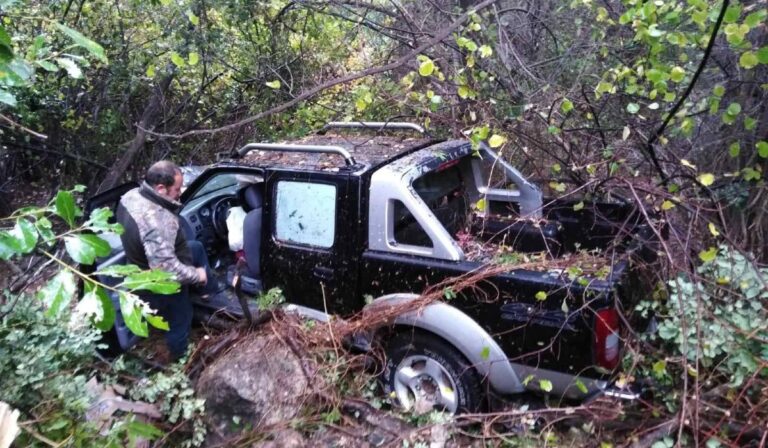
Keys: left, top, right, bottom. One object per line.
{"left": 382, "top": 330, "right": 483, "bottom": 414}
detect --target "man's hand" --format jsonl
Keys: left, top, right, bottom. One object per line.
{"left": 196, "top": 267, "right": 208, "bottom": 285}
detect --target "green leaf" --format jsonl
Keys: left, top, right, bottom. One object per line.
{"left": 626, "top": 102, "right": 640, "bottom": 114}
{"left": 661, "top": 200, "right": 675, "bottom": 211}
{"left": 0, "top": 26, "right": 13, "bottom": 63}
{"left": 95, "top": 264, "right": 142, "bottom": 277}
{"left": 573, "top": 201, "right": 584, "bottom": 211}
{"left": 10, "top": 218, "right": 37, "bottom": 254}
{"left": 726, "top": 102, "right": 741, "bottom": 116}
{"left": 480, "top": 346, "right": 490, "bottom": 360}
{"left": 119, "top": 292, "right": 148, "bottom": 337}
{"left": 146, "top": 313, "right": 169, "bottom": 331}
{"left": 478, "top": 45, "right": 492, "bottom": 58}
{"left": 561, "top": 98, "right": 573, "bottom": 113}
{"left": 418, "top": 58, "right": 434, "bottom": 76}
{"left": 85, "top": 207, "right": 122, "bottom": 233}
{"left": 146, "top": 64, "right": 156, "bottom": 78}
{"left": 64, "top": 234, "right": 110, "bottom": 264}
{"left": 0, "top": 88, "right": 16, "bottom": 107}
{"left": 170, "top": 52, "right": 185, "bottom": 68}
{"left": 39, "top": 271, "right": 77, "bottom": 318}
{"left": 457, "top": 85, "right": 471, "bottom": 99}
{"left": 595, "top": 81, "right": 613, "bottom": 97}
{"left": 652, "top": 360, "right": 667, "bottom": 377}
{"left": 744, "top": 116, "right": 756, "bottom": 130}
{"left": 0, "top": 232, "right": 19, "bottom": 260}
{"left": 185, "top": 9, "right": 200, "bottom": 26}
{"left": 125, "top": 420, "right": 163, "bottom": 440}
{"left": 88, "top": 283, "right": 115, "bottom": 331}
{"left": 697, "top": 173, "right": 715, "bottom": 186}
{"left": 535, "top": 291, "right": 547, "bottom": 301}
{"left": 745, "top": 10, "right": 767, "bottom": 28}
{"left": 35, "top": 216, "right": 55, "bottom": 243}
{"left": 0, "top": 25, "right": 10, "bottom": 48}
{"left": 713, "top": 85, "right": 725, "bottom": 97}
{"left": 669, "top": 66, "right": 685, "bottom": 82}
{"left": 265, "top": 79, "right": 280, "bottom": 89}
{"left": 539, "top": 379, "right": 553, "bottom": 392}
{"left": 729, "top": 142, "right": 740, "bottom": 157}
{"left": 739, "top": 51, "right": 758, "bottom": 69}
{"left": 36, "top": 60, "right": 59, "bottom": 72}
{"left": 757, "top": 141, "right": 768, "bottom": 158}
{"left": 474, "top": 198, "right": 487, "bottom": 212}
{"left": 488, "top": 134, "right": 506, "bottom": 148}
{"left": 120, "top": 269, "right": 180, "bottom": 294}
{"left": 188, "top": 52, "right": 199, "bottom": 66}
{"left": 549, "top": 182, "right": 566, "bottom": 192}
{"left": 56, "top": 57, "right": 82, "bottom": 79}
{"left": 55, "top": 190, "right": 76, "bottom": 227}
{"left": 723, "top": 5, "right": 741, "bottom": 23}
{"left": 698, "top": 247, "right": 718, "bottom": 263}
{"left": 757, "top": 47, "right": 768, "bottom": 64}
{"left": 54, "top": 22, "right": 107, "bottom": 63}
{"left": 574, "top": 380, "right": 588, "bottom": 394}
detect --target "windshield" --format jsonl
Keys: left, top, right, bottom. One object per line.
{"left": 184, "top": 172, "right": 262, "bottom": 209}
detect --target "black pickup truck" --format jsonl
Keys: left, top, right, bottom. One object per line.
{"left": 92, "top": 122, "right": 654, "bottom": 413}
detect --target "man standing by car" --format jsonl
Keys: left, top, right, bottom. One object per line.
{"left": 116, "top": 160, "right": 208, "bottom": 362}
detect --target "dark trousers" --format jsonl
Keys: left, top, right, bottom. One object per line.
{"left": 143, "top": 240, "right": 215, "bottom": 359}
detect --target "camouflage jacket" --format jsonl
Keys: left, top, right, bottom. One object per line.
{"left": 116, "top": 182, "right": 200, "bottom": 285}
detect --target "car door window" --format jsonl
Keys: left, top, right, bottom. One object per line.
{"left": 275, "top": 181, "right": 336, "bottom": 248}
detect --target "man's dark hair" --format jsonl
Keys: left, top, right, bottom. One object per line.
{"left": 146, "top": 161, "right": 181, "bottom": 187}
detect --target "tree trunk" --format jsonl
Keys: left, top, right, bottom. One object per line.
{"left": 96, "top": 73, "right": 175, "bottom": 194}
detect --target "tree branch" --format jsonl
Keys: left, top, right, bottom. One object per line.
{"left": 145, "top": 0, "right": 503, "bottom": 139}
{"left": 646, "top": 0, "right": 729, "bottom": 183}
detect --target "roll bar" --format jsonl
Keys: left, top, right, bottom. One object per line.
{"left": 318, "top": 121, "right": 425, "bottom": 135}
{"left": 234, "top": 142, "right": 356, "bottom": 166}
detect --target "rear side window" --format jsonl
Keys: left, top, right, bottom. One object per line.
{"left": 275, "top": 181, "right": 336, "bottom": 248}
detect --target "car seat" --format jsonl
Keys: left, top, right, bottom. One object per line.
{"left": 229, "top": 183, "right": 264, "bottom": 294}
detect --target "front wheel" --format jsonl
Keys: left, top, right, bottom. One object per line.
{"left": 382, "top": 331, "right": 483, "bottom": 414}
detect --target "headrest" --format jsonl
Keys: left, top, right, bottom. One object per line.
{"left": 240, "top": 184, "right": 263, "bottom": 211}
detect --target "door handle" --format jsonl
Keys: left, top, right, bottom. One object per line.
{"left": 313, "top": 265, "right": 334, "bottom": 282}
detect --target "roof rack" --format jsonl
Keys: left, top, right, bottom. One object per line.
{"left": 318, "top": 121, "right": 425, "bottom": 135}
{"left": 234, "top": 142, "right": 356, "bottom": 166}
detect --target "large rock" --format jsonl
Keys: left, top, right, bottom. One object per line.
{"left": 196, "top": 334, "right": 309, "bottom": 439}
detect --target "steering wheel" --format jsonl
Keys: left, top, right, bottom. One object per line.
{"left": 211, "top": 195, "right": 238, "bottom": 240}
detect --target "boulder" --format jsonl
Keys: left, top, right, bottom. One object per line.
{"left": 196, "top": 333, "right": 309, "bottom": 440}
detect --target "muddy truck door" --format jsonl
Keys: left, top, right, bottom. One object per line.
{"left": 262, "top": 169, "right": 359, "bottom": 314}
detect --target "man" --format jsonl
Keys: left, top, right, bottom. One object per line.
{"left": 116, "top": 160, "right": 213, "bottom": 361}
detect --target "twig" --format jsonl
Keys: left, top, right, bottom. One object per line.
{"left": 0, "top": 114, "right": 48, "bottom": 140}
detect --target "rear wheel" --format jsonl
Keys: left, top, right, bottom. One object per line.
{"left": 382, "top": 331, "right": 483, "bottom": 414}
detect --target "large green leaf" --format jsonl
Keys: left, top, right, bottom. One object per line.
{"left": 119, "top": 291, "right": 148, "bottom": 337}
{"left": 83, "top": 282, "right": 116, "bottom": 331}
{"left": 9, "top": 218, "right": 37, "bottom": 254}
{"left": 96, "top": 264, "right": 142, "bottom": 277}
{"left": 55, "top": 190, "right": 76, "bottom": 227}
{"left": 54, "top": 22, "right": 108, "bottom": 63}
{"left": 64, "top": 234, "right": 111, "bottom": 264}
{"left": 39, "top": 271, "right": 77, "bottom": 317}
{"left": 120, "top": 269, "right": 180, "bottom": 294}
{"left": 85, "top": 207, "right": 122, "bottom": 233}
{"left": 0, "top": 231, "right": 18, "bottom": 259}
{"left": 0, "top": 88, "right": 16, "bottom": 106}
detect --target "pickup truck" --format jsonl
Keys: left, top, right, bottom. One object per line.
{"left": 90, "top": 122, "right": 654, "bottom": 413}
